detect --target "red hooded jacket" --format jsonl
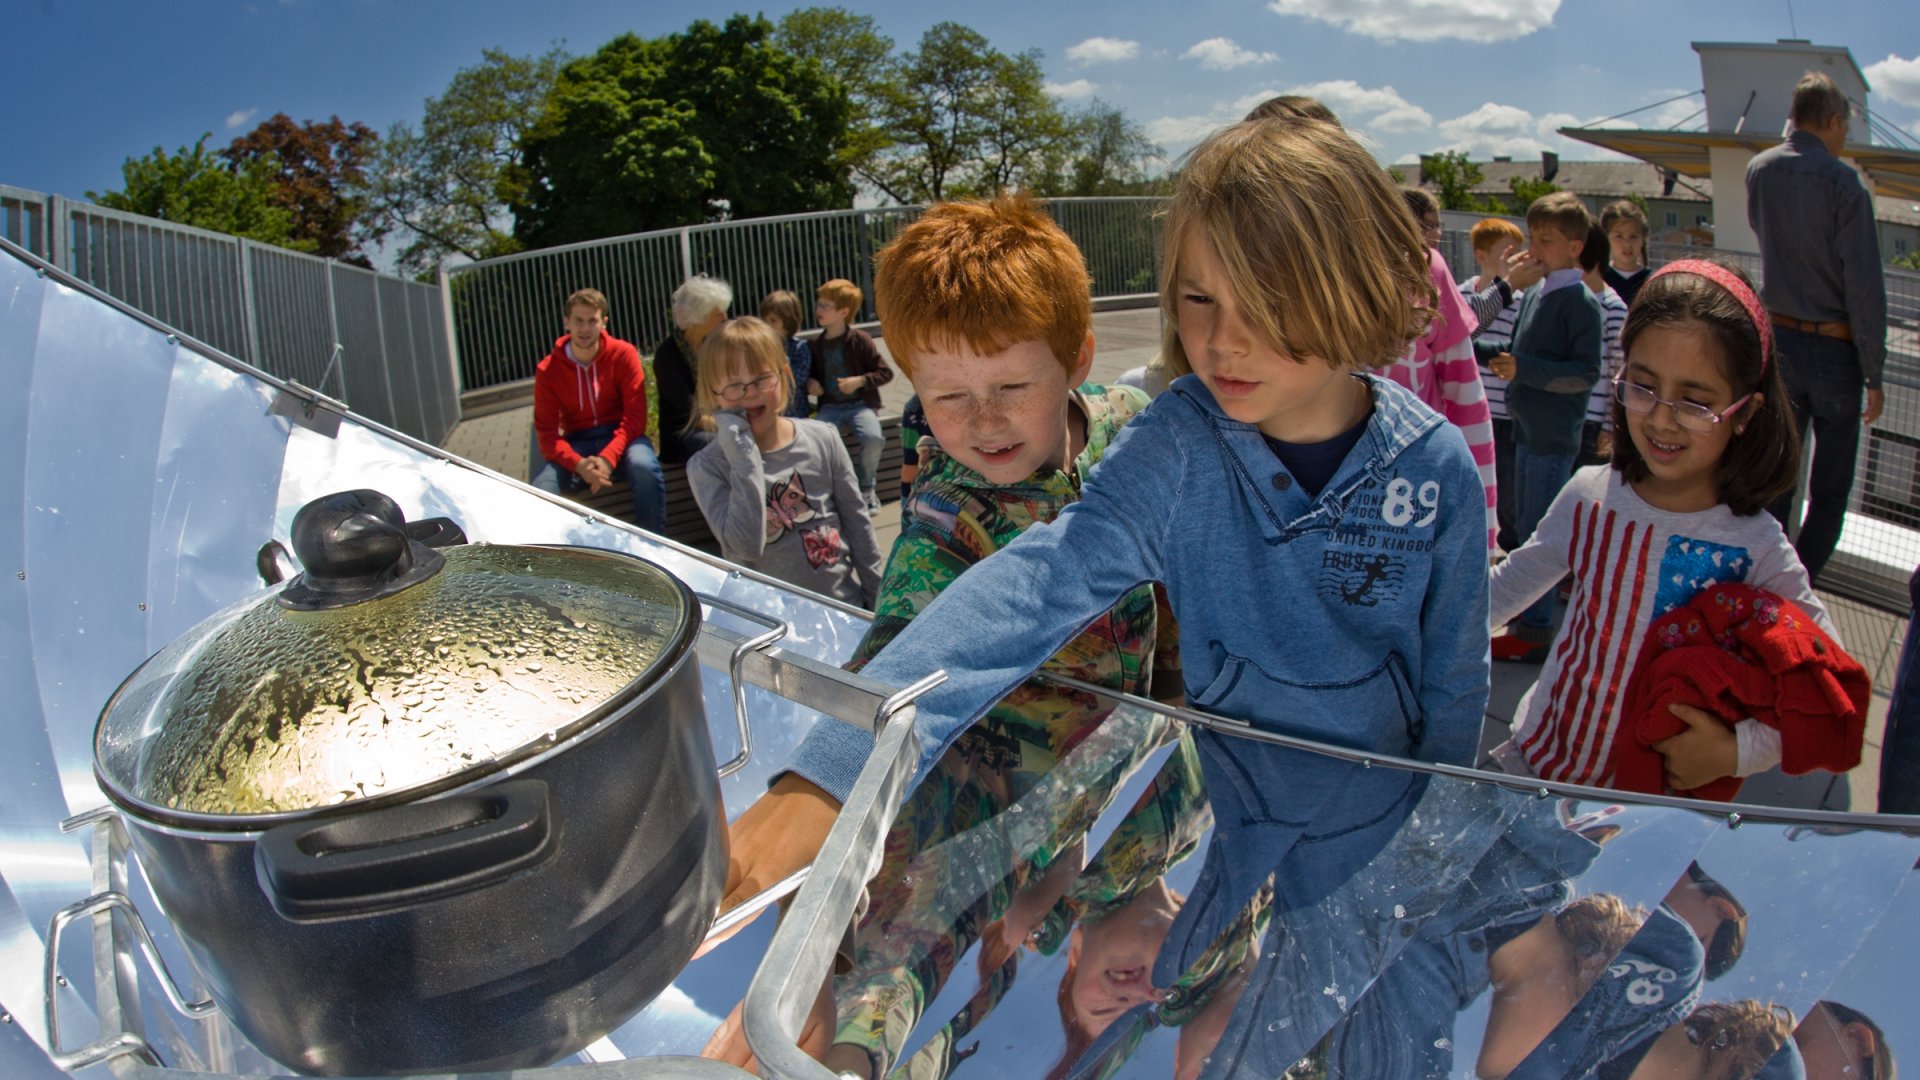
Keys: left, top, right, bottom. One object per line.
{"left": 532, "top": 333, "right": 647, "bottom": 473}
{"left": 1613, "top": 582, "right": 1868, "bottom": 800}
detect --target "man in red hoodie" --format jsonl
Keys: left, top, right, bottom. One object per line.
{"left": 530, "top": 288, "right": 663, "bottom": 530}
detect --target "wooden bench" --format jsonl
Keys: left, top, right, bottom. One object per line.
{"left": 563, "top": 414, "right": 905, "bottom": 552}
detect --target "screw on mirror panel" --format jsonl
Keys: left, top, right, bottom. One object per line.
{"left": 55, "top": 974, "right": 67, "bottom": 987}
{"left": 1536, "top": 787, "right": 1551, "bottom": 799}
{"left": 1726, "top": 812, "right": 1743, "bottom": 829}
{"left": 1360, "top": 759, "right": 1373, "bottom": 769}
{"left": 138, "top": 602, "right": 147, "bottom": 611}
{"left": 166, "top": 334, "right": 179, "bottom": 345}
{"left": 15, "top": 571, "right": 22, "bottom": 580}
{"left": 584, "top": 516, "right": 598, "bottom": 526}
{"left": 1, "top": 1010, "right": 11, "bottom": 1023}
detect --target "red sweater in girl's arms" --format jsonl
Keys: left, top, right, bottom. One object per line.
{"left": 532, "top": 334, "right": 647, "bottom": 472}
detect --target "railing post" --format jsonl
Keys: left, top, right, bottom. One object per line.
{"left": 679, "top": 226, "right": 694, "bottom": 282}
{"left": 236, "top": 238, "right": 262, "bottom": 367}
{"left": 45, "top": 193, "right": 66, "bottom": 270}
{"left": 856, "top": 209, "right": 877, "bottom": 323}
{"left": 322, "top": 258, "right": 344, "bottom": 403}
{"left": 438, "top": 265, "right": 464, "bottom": 404}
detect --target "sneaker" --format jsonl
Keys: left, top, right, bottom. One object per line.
{"left": 1491, "top": 633, "right": 1550, "bottom": 664}
{"left": 863, "top": 489, "right": 881, "bottom": 515}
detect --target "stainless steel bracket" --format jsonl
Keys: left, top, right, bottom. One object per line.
{"left": 693, "top": 591, "right": 792, "bottom": 779}
{"left": 740, "top": 671, "right": 946, "bottom": 1079}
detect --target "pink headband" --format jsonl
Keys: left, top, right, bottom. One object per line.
{"left": 1646, "top": 259, "right": 1772, "bottom": 372}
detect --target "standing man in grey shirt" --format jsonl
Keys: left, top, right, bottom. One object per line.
{"left": 1746, "top": 70, "right": 1887, "bottom": 584}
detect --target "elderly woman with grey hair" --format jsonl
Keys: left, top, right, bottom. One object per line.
{"left": 652, "top": 274, "right": 732, "bottom": 464}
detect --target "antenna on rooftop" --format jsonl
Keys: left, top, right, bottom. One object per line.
{"left": 1784, "top": 0, "right": 1798, "bottom": 38}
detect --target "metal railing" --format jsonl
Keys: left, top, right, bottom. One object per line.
{"left": 443, "top": 198, "right": 1165, "bottom": 392}
{"left": 3, "top": 185, "right": 457, "bottom": 445}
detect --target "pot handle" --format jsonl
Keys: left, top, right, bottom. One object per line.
{"left": 694, "top": 592, "right": 791, "bottom": 779}
{"left": 255, "top": 778, "right": 556, "bottom": 921}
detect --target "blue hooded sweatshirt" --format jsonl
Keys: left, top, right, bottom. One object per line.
{"left": 787, "top": 372, "right": 1491, "bottom": 981}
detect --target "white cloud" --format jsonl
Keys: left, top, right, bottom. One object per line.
{"left": 1865, "top": 53, "right": 1920, "bottom": 109}
{"left": 225, "top": 107, "right": 259, "bottom": 130}
{"left": 1145, "top": 114, "right": 1228, "bottom": 148}
{"left": 1066, "top": 37, "right": 1140, "bottom": 66}
{"left": 1267, "top": 0, "right": 1560, "bottom": 43}
{"left": 1435, "top": 101, "right": 1560, "bottom": 157}
{"left": 1181, "top": 38, "right": 1278, "bottom": 71}
{"left": 1234, "top": 80, "right": 1434, "bottom": 133}
{"left": 1045, "top": 79, "right": 1099, "bottom": 100}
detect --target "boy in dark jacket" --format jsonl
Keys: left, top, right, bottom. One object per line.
{"left": 1481, "top": 192, "right": 1604, "bottom": 658}
{"left": 808, "top": 278, "right": 895, "bottom": 512}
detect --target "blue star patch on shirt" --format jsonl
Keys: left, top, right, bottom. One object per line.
{"left": 1653, "top": 535, "right": 1753, "bottom": 616}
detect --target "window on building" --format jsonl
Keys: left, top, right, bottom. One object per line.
{"left": 1898, "top": 237, "right": 1911, "bottom": 256}
{"left": 1695, "top": 214, "right": 1710, "bottom": 227}
{"left": 1664, "top": 210, "right": 1678, "bottom": 228}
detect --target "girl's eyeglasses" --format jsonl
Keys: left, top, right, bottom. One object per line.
{"left": 1613, "top": 377, "right": 1753, "bottom": 433}
{"left": 717, "top": 373, "right": 778, "bottom": 401}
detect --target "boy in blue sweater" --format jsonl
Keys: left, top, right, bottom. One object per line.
{"left": 1481, "top": 191, "right": 1604, "bottom": 659}
{"left": 716, "top": 118, "right": 1490, "bottom": 1070}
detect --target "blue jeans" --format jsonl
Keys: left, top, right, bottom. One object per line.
{"left": 531, "top": 424, "right": 666, "bottom": 532}
{"left": 1881, "top": 567, "right": 1920, "bottom": 813}
{"left": 815, "top": 401, "right": 884, "bottom": 493}
{"left": 1512, "top": 444, "right": 1577, "bottom": 636}
{"left": 1767, "top": 328, "right": 1863, "bottom": 584}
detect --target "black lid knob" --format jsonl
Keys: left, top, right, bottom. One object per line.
{"left": 278, "top": 490, "right": 446, "bottom": 611}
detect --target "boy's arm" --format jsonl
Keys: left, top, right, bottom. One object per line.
{"left": 599, "top": 344, "right": 646, "bottom": 464}
{"left": 853, "top": 330, "right": 895, "bottom": 389}
{"left": 1416, "top": 426, "right": 1493, "bottom": 767}
{"left": 686, "top": 418, "right": 770, "bottom": 561}
{"left": 723, "top": 405, "right": 1186, "bottom": 903}
{"left": 531, "top": 370, "right": 582, "bottom": 471}
{"left": 1510, "top": 297, "right": 1602, "bottom": 394}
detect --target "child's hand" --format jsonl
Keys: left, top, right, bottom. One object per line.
{"left": 836, "top": 374, "right": 866, "bottom": 395}
{"left": 806, "top": 378, "right": 825, "bottom": 398}
{"left": 1490, "top": 353, "right": 1517, "bottom": 381}
{"left": 697, "top": 774, "right": 842, "bottom": 956}
{"left": 1504, "top": 250, "right": 1546, "bottom": 291}
{"left": 1650, "top": 704, "right": 1738, "bottom": 792}
{"left": 1594, "top": 431, "right": 1613, "bottom": 459}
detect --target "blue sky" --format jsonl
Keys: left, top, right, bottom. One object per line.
{"left": 3, "top": 0, "right": 1916, "bottom": 205}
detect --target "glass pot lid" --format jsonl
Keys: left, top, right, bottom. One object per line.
{"left": 95, "top": 492, "right": 692, "bottom": 823}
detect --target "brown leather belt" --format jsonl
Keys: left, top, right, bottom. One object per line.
{"left": 1769, "top": 310, "right": 1852, "bottom": 342}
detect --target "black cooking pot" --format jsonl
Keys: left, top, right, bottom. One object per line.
{"left": 90, "top": 490, "right": 727, "bottom": 1075}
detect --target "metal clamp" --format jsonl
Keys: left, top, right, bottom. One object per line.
{"left": 741, "top": 670, "right": 946, "bottom": 1079}
{"left": 44, "top": 890, "right": 216, "bottom": 1071}
{"left": 694, "top": 591, "right": 791, "bottom": 779}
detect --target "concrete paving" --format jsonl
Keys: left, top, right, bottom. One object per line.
{"left": 442, "top": 305, "right": 1901, "bottom": 811}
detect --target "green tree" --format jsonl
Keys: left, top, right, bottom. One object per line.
{"left": 364, "top": 47, "right": 565, "bottom": 275}
{"left": 965, "top": 48, "right": 1073, "bottom": 196}
{"left": 1420, "top": 151, "right": 1495, "bottom": 212}
{"left": 1894, "top": 249, "right": 1920, "bottom": 271}
{"left": 514, "top": 16, "right": 853, "bottom": 246}
{"left": 223, "top": 113, "right": 379, "bottom": 261}
{"left": 773, "top": 6, "right": 893, "bottom": 179}
{"left": 90, "top": 135, "right": 304, "bottom": 249}
{"left": 1505, "top": 175, "right": 1560, "bottom": 215}
{"left": 863, "top": 22, "right": 1078, "bottom": 203}
{"left": 1032, "top": 100, "right": 1164, "bottom": 197}
{"left": 863, "top": 22, "right": 997, "bottom": 203}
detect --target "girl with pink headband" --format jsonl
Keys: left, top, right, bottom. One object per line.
{"left": 1487, "top": 257, "right": 1866, "bottom": 797}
